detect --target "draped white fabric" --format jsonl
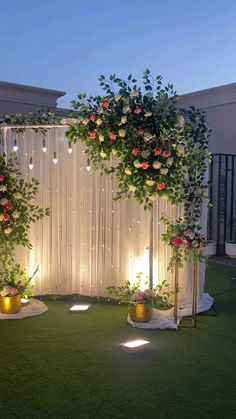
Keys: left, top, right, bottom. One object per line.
{"left": 2, "top": 128, "right": 207, "bottom": 307}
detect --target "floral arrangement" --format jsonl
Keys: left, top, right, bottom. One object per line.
{"left": 0, "top": 109, "right": 58, "bottom": 136}
{"left": 0, "top": 153, "right": 50, "bottom": 295}
{"left": 161, "top": 216, "right": 207, "bottom": 270}
{"left": 66, "top": 70, "right": 187, "bottom": 209}
{"left": 0, "top": 264, "right": 37, "bottom": 297}
{"left": 107, "top": 275, "right": 174, "bottom": 309}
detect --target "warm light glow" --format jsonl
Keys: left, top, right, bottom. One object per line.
{"left": 70, "top": 304, "right": 91, "bottom": 312}
{"left": 86, "top": 159, "right": 91, "bottom": 171}
{"left": 12, "top": 139, "right": 18, "bottom": 152}
{"left": 21, "top": 298, "right": 29, "bottom": 304}
{"left": 68, "top": 142, "right": 72, "bottom": 154}
{"left": 53, "top": 152, "right": 58, "bottom": 164}
{"left": 119, "top": 339, "right": 150, "bottom": 351}
{"left": 29, "top": 157, "right": 33, "bottom": 170}
{"left": 129, "top": 248, "right": 159, "bottom": 289}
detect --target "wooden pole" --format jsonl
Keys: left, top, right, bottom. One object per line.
{"left": 174, "top": 262, "right": 179, "bottom": 326}
{"left": 192, "top": 259, "right": 198, "bottom": 327}
{"left": 149, "top": 206, "right": 154, "bottom": 289}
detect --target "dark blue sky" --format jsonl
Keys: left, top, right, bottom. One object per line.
{"left": 1, "top": 0, "right": 236, "bottom": 108}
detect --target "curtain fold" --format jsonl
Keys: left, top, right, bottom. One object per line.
{"left": 3, "top": 128, "right": 206, "bottom": 305}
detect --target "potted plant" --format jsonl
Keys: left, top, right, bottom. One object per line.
{"left": 225, "top": 241, "right": 236, "bottom": 258}
{"left": 0, "top": 153, "right": 50, "bottom": 314}
{"left": 107, "top": 275, "right": 173, "bottom": 322}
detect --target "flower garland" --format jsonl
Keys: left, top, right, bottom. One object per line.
{"left": 66, "top": 70, "right": 187, "bottom": 209}
{"left": 0, "top": 153, "right": 50, "bottom": 291}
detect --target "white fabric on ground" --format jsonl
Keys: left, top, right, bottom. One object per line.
{"left": 0, "top": 298, "right": 48, "bottom": 320}
{"left": 180, "top": 292, "right": 214, "bottom": 317}
{"left": 127, "top": 307, "right": 180, "bottom": 330}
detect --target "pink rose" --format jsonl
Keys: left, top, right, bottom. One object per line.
{"left": 156, "top": 182, "right": 166, "bottom": 190}
{"left": 162, "top": 150, "right": 171, "bottom": 158}
{"left": 154, "top": 147, "right": 162, "bottom": 156}
{"left": 0, "top": 175, "right": 4, "bottom": 182}
{"left": 3, "top": 213, "right": 10, "bottom": 221}
{"left": 141, "top": 162, "right": 150, "bottom": 170}
{"left": 5, "top": 202, "right": 13, "bottom": 211}
{"left": 134, "top": 107, "right": 142, "bottom": 115}
{"left": 102, "top": 100, "right": 110, "bottom": 109}
{"left": 132, "top": 148, "right": 139, "bottom": 156}
{"left": 136, "top": 129, "right": 144, "bottom": 135}
{"left": 89, "top": 132, "right": 96, "bottom": 140}
{"left": 173, "top": 237, "right": 183, "bottom": 246}
{"left": 89, "top": 114, "right": 97, "bottom": 121}
{"left": 109, "top": 133, "right": 117, "bottom": 141}
{"left": 10, "top": 287, "right": 19, "bottom": 296}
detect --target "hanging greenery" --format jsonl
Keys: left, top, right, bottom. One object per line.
{"left": 66, "top": 70, "right": 189, "bottom": 209}
{"left": 0, "top": 109, "right": 59, "bottom": 136}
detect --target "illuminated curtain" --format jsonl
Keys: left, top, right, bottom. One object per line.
{"left": 3, "top": 127, "right": 208, "bottom": 308}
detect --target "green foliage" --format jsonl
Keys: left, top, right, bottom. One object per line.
{"left": 0, "top": 153, "right": 50, "bottom": 290}
{"left": 66, "top": 70, "right": 187, "bottom": 209}
{"left": 161, "top": 215, "right": 208, "bottom": 270}
{"left": 0, "top": 109, "right": 58, "bottom": 136}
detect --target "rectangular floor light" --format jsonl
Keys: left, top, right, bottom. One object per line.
{"left": 119, "top": 339, "right": 150, "bottom": 352}
{"left": 69, "top": 304, "right": 91, "bottom": 313}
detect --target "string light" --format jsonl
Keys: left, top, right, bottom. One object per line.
{"left": 53, "top": 152, "right": 58, "bottom": 164}
{"left": 42, "top": 139, "right": 47, "bottom": 152}
{"left": 29, "top": 157, "right": 33, "bottom": 170}
{"left": 68, "top": 142, "right": 72, "bottom": 154}
{"left": 86, "top": 159, "right": 91, "bottom": 171}
{"left": 12, "top": 139, "right": 18, "bottom": 152}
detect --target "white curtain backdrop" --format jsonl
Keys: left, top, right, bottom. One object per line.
{"left": 2, "top": 127, "right": 208, "bottom": 308}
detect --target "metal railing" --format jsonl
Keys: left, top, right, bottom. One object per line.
{"left": 208, "top": 154, "right": 236, "bottom": 254}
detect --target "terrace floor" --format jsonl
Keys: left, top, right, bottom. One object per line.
{"left": 0, "top": 262, "right": 236, "bottom": 419}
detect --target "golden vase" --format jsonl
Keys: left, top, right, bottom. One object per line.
{"left": 0, "top": 294, "right": 22, "bottom": 314}
{"left": 129, "top": 303, "right": 152, "bottom": 322}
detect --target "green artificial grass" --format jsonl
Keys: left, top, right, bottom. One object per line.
{"left": 0, "top": 262, "right": 236, "bottom": 419}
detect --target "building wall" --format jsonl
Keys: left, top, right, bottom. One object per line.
{"left": 179, "top": 83, "right": 236, "bottom": 155}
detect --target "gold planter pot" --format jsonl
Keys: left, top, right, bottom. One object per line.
{"left": 129, "top": 303, "right": 152, "bottom": 322}
{"left": 0, "top": 294, "right": 22, "bottom": 314}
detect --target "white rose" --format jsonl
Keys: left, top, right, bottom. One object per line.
{"left": 115, "top": 95, "right": 122, "bottom": 102}
{"left": 129, "top": 185, "right": 137, "bottom": 192}
{"left": 149, "top": 193, "right": 158, "bottom": 201}
{"left": 122, "top": 106, "right": 130, "bottom": 114}
{"left": 12, "top": 211, "right": 20, "bottom": 219}
{"left": 10, "top": 173, "right": 17, "bottom": 179}
{"left": 96, "top": 118, "right": 103, "bottom": 126}
{"left": 4, "top": 227, "right": 12, "bottom": 235}
{"left": 120, "top": 116, "right": 127, "bottom": 124}
{"left": 82, "top": 118, "right": 89, "bottom": 126}
{"left": 125, "top": 168, "right": 132, "bottom": 175}
{"left": 144, "top": 112, "right": 152, "bottom": 117}
{"left": 97, "top": 107, "right": 104, "bottom": 114}
{"left": 143, "top": 132, "right": 153, "bottom": 142}
{"left": 0, "top": 198, "right": 8, "bottom": 205}
{"left": 153, "top": 161, "right": 162, "bottom": 169}
{"left": 14, "top": 192, "right": 22, "bottom": 199}
{"left": 130, "top": 90, "right": 139, "bottom": 97}
{"left": 133, "top": 160, "right": 141, "bottom": 169}
{"left": 167, "top": 158, "right": 174, "bottom": 167}
{"left": 99, "top": 134, "right": 104, "bottom": 142}
{"left": 111, "top": 149, "right": 117, "bottom": 155}
{"left": 160, "top": 168, "right": 169, "bottom": 175}
{"left": 146, "top": 180, "right": 155, "bottom": 186}
{"left": 177, "top": 145, "right": 185, "bottom": 155}
{"left": 118, "top": 129, "right": 126, "bottom": 138}
{"left": 100, "top": 151, "right": 107, "bottom": 158}
{"left": 0, "top": 185, "right": 7, "bottom": 192}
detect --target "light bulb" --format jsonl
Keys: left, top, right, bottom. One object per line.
{"left": 53, "top": 152, "right": 58, "bottom": 164}
{"left": 68, "top": 142, "right": 72, "bottom": 154}
{"left": 42, "top": 139, "right": 47, "bottom": 152}
{"left": 29, "top": 157, "right": 33, "bottom": 170}
{"left": 86, "top": 159, "right": 91, "bottom": 171}
{"left": 12, "top": 139, "right": 18, "bottom": 152}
